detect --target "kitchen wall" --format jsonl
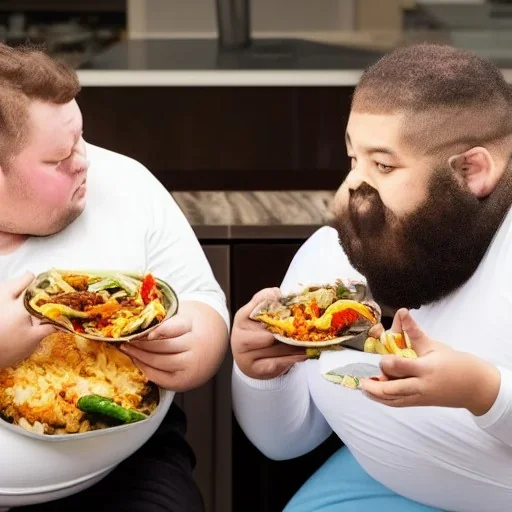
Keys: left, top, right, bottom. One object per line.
{"left": 127, "top": 0, "right": 355, "bottom": 37}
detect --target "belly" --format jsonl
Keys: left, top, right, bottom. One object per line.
{"left": 310, "top": 352, "right": 512, "bottom": 511}
{"left": 0, "top": 390, "right": 173, "bottom": 507}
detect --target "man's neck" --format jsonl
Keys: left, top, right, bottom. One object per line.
{"left": 0, "top": 232, "right": 28, "bottom": 255}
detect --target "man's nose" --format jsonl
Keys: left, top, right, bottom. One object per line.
{"left": 345, "top": 166, "right": 374, "bottom": 192}
{"left": 69, "top": 154, "right": 89, "bottom": 175}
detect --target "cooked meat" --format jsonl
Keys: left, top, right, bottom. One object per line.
{"left": 118, "top": 297, "right": 140, "bottom": 308}
{"left": 37, "top": 291, "right": 104, "bottom": 311}
{"left": 0, "top": 332, "right": 156, "bottom": 435}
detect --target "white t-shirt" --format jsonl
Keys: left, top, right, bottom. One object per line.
{"left": 0, "top": 143, "right": 229, "bottom": 508}
{"left": 232, "top": 209, "right": 512, "bottom": 512}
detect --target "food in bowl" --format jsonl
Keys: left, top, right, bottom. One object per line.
{"left": 24, "top": 269, "right": 178, "bottom": 342}
{"left": 250, "top": 278, "right": 381, "bottom": 347}
{"left": 0, "top": 332, "right": 159, "bottom": 435}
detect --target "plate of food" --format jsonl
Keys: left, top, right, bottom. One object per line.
{"left": 250, "top": 278, "right": 381, "bottom": 348}
{"left": 0, "top": 332, "right": 163, "bottom": 440}
{"left": 24, "top": 268, "right": 178, "bottom": 343}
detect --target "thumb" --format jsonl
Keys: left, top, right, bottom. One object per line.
{"left": 240, "top": 287, "right": 282, "bottom": 321}
{"left": 7, "top": 271, "right": 35, "bottom": 298}
{"left": 392, "top": 308, "right": 432, "bottom": 356}
{"left": 26, "top": 323, "right": 56, "bottom": 346}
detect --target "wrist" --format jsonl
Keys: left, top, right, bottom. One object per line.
{"left": 465, "top": 355, "right": 501, "bottom": 416}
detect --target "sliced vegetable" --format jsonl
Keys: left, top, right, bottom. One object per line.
{"left": 331, "top": 309, "right": 359, "bottom": 332}
{"left": 323, "top": 372, "right": 360, "bottom": 389}
{"left": 71, "top": 319, "right": 85, "bottom": 333}
{"left": 38, "top": 303, "right": 90, "bottom": 320}
{"left": 374, "top": 339, "right": 390, "bottom": 355}
{"left": 363, "top": 336, "right": 377, "bottom": 353}
{"left": 336, "top": 283, "right": 351, "bottom": 299}
{"left": 403, "top": 330, "right": 412, "bottom": 349}
{"left": 88, "top": 278, "right": 123, "bottom": 293}
{"left": 363, "top": 331, "right": 418, "bottom": 358}
{"left": 312, "top": 300, "right": 376, "bottom": 331}
{"left": 77, "top": 395, "right": 147, "bottom": 423}
{"left": 382, "top": 332, "right": 403, "bottom": 356}
{"left": 140, "top": 274, "right": 159, "bottom": 305}
{"left": 111, "top": 273, "right": 140, "bottom": 295}
{"left": 401, "top": 348, "right": 418, "bottom": 359}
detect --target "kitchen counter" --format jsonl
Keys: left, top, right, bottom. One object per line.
{"left": 77, "top": 38, "right": 382, "bottom": 86}
{"left": 76, "top": 36, "right": 512, "bottom": 86}
{"left": 172, "top": 190, "right": 335, "bottom": 240}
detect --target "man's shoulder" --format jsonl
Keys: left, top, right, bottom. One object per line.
{"left": 86, "top": 143, "right": 149, "bottom": 177}
{"left": 280, "top": 226, "right": 365, "bottom": 293}
{"left": 85, "top": 142, "right": 167, "bottom": 198}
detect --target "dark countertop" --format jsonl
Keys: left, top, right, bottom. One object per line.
{"left": 79, "top": 38, "right": 385, "bottom": 71}
{"left": 172, "top": 190, "right": 335, "bottom": 240}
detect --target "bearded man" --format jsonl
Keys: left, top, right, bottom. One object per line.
{"left": 230, "top": 43, "right": 512, "bottom": 512}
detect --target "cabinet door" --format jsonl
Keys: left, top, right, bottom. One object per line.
{"left": 181, "top": 244, "right": 231, "bottom": 512}
{"left": 231, "top": 242, "right": 342, "bottom": 512}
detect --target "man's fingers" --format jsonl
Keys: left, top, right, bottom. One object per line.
{"left": 363, "top": 392, "right": 424, "bottom": 408}
{"left": 360, "top": 376, "right": 422, "bottom": 399}
{"left": 146, "top": 315, "right": 192, "bottom": 341}
{"left": 233, "top": 327, "right": 280, "bottom": 352}
{"left": 127, "top": 335, "right": 190, "bottom": 354}
{"left": 121, "top": 345, "right": 186, "bottom": 373}
{"left": 251, "top": 342, "right": 306, "bottom": 360}
{"left": 7, "top": 271, "right": 35, "bottom": 298}
{"left": 368, "top": 323, "right": 385, "bottom": 339}
{"left": 129, "top": 359, "right": 187, "bottom": 391}
{"left": 380, "top": 355, "right": 424, "bottom": 378}
{"left": 252, "top": 354, "right": 309, "bottom": 378}
{"left": 235, "top": 287, "right": 282, "bottom": 323}
{"left": 33, "top": 323, "right": 57, "bottom": 339}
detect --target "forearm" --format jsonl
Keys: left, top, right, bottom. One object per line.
{"left": 232, "top": 361, "right": 332, "bottom": 461}
{"left": 182, "top": 300, "right": 229, "bottom": 388}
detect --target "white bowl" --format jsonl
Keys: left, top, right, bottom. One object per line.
{"left": 0, "top": 389, "right": 174, "bottom": 507}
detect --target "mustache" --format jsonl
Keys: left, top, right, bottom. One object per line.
{"left": 348, "top": 182, "right": 386, "bottom": 234}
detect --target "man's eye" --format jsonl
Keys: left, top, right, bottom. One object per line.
{"left": 376, "top": 162, "right": 393, "bottom": 173}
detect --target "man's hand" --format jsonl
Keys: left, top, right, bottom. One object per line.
{"left": 120, "top": 301, "right": 228, "bottom": 392}
{"left": 360, "top": 308, "right": 501, "bottom": 416}
{"left": 231, "top": 288, "right": 308, "bottom": 380}
{"left": 0, "top": 272, "right": 56, "bottom": 368}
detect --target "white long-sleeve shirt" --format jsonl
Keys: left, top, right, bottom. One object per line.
{"left": 0, "top": 143, "right": 229, "bottom": 508}
{"left": 232, "top": 211, "right": 512, "bottom": 512}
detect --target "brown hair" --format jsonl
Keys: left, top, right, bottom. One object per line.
{"left": 0, "top": 43, "right": 80, "bottom": 162}
{"left": 352, "top": 42, "right": 512, "bottom": 159}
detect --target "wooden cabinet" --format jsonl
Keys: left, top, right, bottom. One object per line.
{"left": 179, "top": 244, "right": 232, "bottom": 512}
{"left": 77, "top": 86, "right": 353, "bottom": 190}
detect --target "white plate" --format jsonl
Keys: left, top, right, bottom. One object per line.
{"left": 273, "top": 330, "right": 368, "bottom": 349}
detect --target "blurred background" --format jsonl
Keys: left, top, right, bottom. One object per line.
{"left": 3, "top": 1, "right": 512, "bottom": 67}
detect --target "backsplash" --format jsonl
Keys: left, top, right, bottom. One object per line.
{"left": 127, "top": 0, "right": 355, "bottom": 36}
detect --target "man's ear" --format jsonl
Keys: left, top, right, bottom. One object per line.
{"left": 448, "top": 147, "right": 497, "bottom": 198}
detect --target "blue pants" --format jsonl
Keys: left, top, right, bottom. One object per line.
{"left": 283, "top": 447, "right": 442, "bottom": 512}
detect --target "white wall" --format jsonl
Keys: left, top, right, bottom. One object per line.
{"left": 128, "top": 0, "right": 355, "bottom": 37}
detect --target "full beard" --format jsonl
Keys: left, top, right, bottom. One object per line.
{"left": 331, "top": 169, "right": 512, "bottom": 310}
